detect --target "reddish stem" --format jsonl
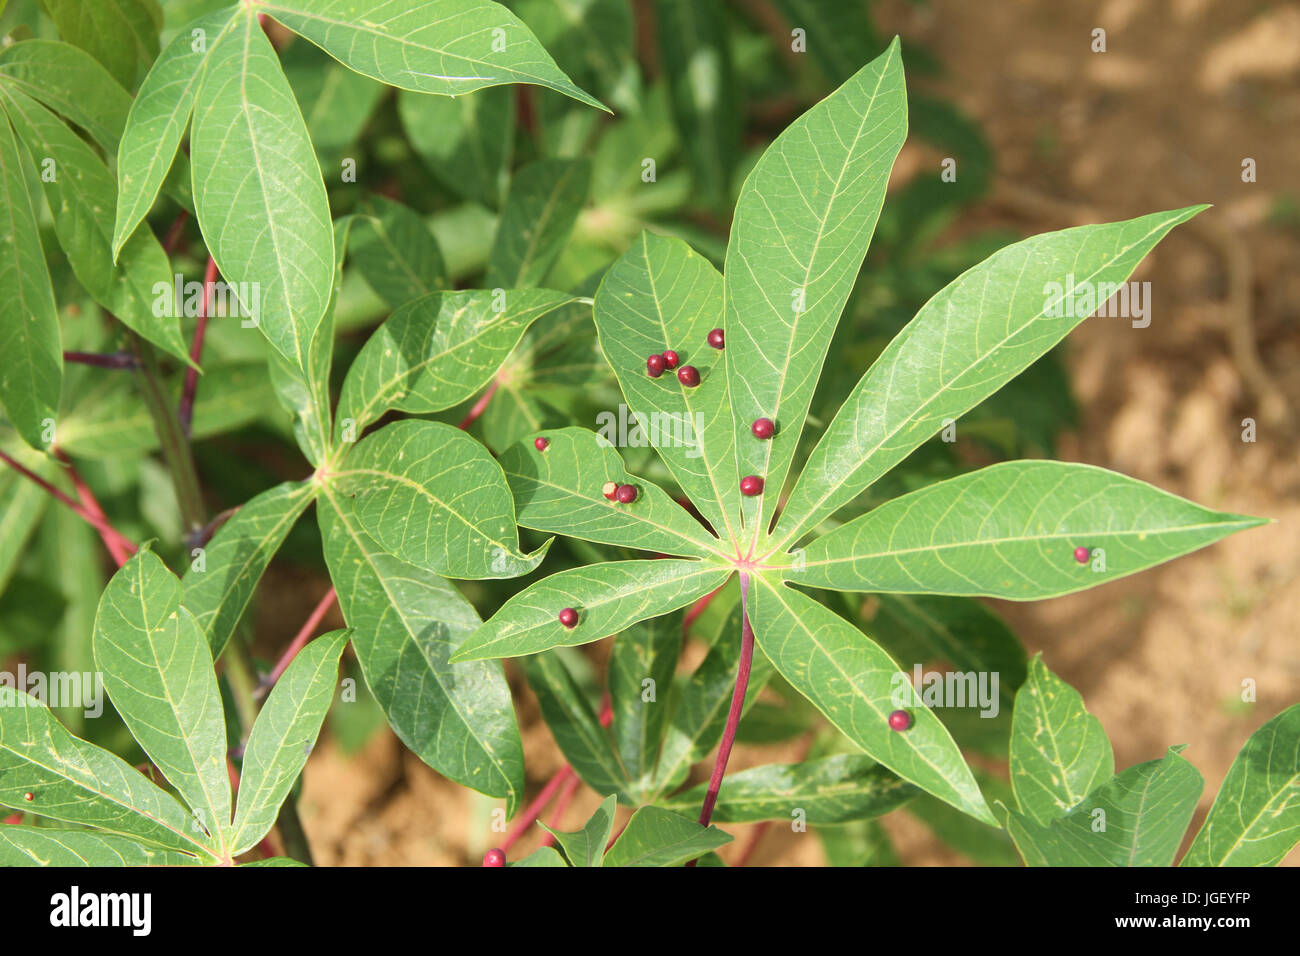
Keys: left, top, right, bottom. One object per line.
{"left": 683, "top": 585, "right": 722, "bottom": 637}
{"left": 538, "top": 773, "right": 583, "bottom": 849}
{"left": 0, "top": 449, "right": 136, "bottom": 565}
{"left": 161, "top": 210, "right": 190, "bottom": 255}
{"left": 457, "top": 379, "right": 500, "bottom": 430}
{"left": 179, "top": 257, "right": 218, "bottom": 438}
{"left": 687, "top": 572, "right": 754, "bottom": 863}
{"left": 500, "top": 765, "right": 573, "bottom": 853}
{"left": 55, "top": 450, "right": 135, "bottom": 567}
{"left": 63, "top": 351, "right": 139, "bottom": 370}
{"left": 256, "top": 587, "right": 337, "bottom": 700}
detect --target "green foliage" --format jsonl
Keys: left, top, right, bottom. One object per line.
{"left": 0, "top": 0, "right": 1288, "bottom": 871}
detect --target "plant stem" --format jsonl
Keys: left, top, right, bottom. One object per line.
{"left": 457, "top": 378, "right": 500, "bottom": 430}
{"left": 178, "top": 256, "right": 218, "bottom": 438}
{"left": 223, "top": 641, "right": 260, "bottom": 751}
{"left": 499, "top": 766, "right": 572, "bottom": 854}
{"left": 537, "top": 773, "right": 582, "bottom": 849}
{"left": 0, "top": 449, "right": 136, "bottom": 562}
{"left": 161, "top": 209, "right": 189, "bottom": 255}
{"left": 256, "top": 587, "right": 337, "bottom": 700}
{"left": 275, "top": 789, "right": 316, "bottom": 866}
{"left": 692, "top": 572, "right": 755, "bottom": 835}
{"left": 130, "top": 337, "right": 207, "bottom": 535}
{"left": 54, "top": 450, "right": 135, "bottom": 567}
{"left": 63, "top": 350, "right": 139, "bottom": 370}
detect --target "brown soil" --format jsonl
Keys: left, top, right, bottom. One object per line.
{"left": 293, "top": 0, "right": 1298, "bottom": 865}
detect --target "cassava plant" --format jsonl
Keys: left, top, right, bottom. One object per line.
{"left": 0, "top": 0, "right": 1293, "bottom": 870}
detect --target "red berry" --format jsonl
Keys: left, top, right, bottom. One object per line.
{"left": 677, "top": 365, "right": 700, "bottom": 387}
{"left": 740, "top": 475, "right": 764, "bottom": 496}
{"left": 602, "top": 481, "right": 619, "bottom": 501}
{"left": 615, "top": 483, "right": 638, "bottom": 504}
{"left": 22, "top": 793, "right": 33, "bottom": 802}
{"left": 707, "top": 328, "right": 725, "bottom": 349}
{"left": 647, "top": 354, "right": 665, "bottom": 377}
{"left": 661, "top": 350, "right": 680, "bottom": 369}
{"left": 751, "top": 417, "right": 775, "bottom": 440}
{"left": 888, "top": 710, "right": 912, "bottom": 731}
{"left": 534, "top": 436, "right": 549, "bottom": 451}
{"left": 483, "top": 848, "right": 506, "bottom": 867}
{"left": 558, "top": 607, "right": 578, "bottom": 628}
{"left": 1074, "top": 546, "right": 1091, "bottom": 564}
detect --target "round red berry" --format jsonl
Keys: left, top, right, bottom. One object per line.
{"left": 483, "top": 848, "right": 506, "bottom": 867}
{"left": 615, "top": 483, "right": 638, "bottom": 504}
{"left": 1074, "top": 546, "right": 1091, "bottom": 564}
{"left": 602, "top": 481, "right": 619, "bottom": 501}
{"left": 740, "top": 475, "right": 764, "bottom": 497}
{"left": 661, "top": 350, "right": 680, "bottom": 370}
{"left": 751, "top": 417, "right": 775, "bottom": 440}
{"left": 23, "top": 793, "right": 34, "bottom": 802}
{"left": 534, "top": 436, "right": 549, "bottom": 451}
{"left": 707, "top": 328, "right": 725, "bottom": 349}
{"left": 888, "top": 710, "right": 912, "bottom": 731}
{"left": 647, "top": 354, "right": 665, "bottom": 377}
{"left": 677, "top": 365, "right": 700, "bottom": 387}
{"left": 558, "top": 608, "right": 578, "bottom": 629}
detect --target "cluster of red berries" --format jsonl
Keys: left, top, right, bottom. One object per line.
{"left": 642, "top": 331, "right": 772, "bottom": 498}
{"left": 602, "top": 481, "right": 638, "bottom": 503}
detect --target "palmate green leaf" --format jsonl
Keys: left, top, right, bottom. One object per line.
{"left": 334, "top": 419, "right": 548, "bottom": 579}
{"left": 0, "top": 826, "right": 204, "bottom": 867}
{"left": 609, "top": 612, "right": 681, "bottom": 798}
{"left": 1182, "top": 704, "right": 1300, "bottom": 867}
{"left": 190, "top": 8, "right": 334, "bottom": 366}
{"left": 0, "top": 39, "right": 131, "bottom": 152}
{"left": 182, "top": 479, "right": 316, "bottom": 657}
{"left": 1000, "top": 747, "right": 1204, "bottom": 867}
{"left": 793, "top": 461, "right": 1266, "bottom": 600}
{"left": 230, "top": 629, "right": 347, "bottom": 855}
{"left": 748, "top": 574, "right": 995, "bottom": 824}
{"left": 318, "top": 491, "right": 524, "bottom": 814}
{"left": 0, "top": 106, "right": 60, "bottom": 449}
{"left": 661, "top": 755, "right": 916, "bottom": 824}
{"left": 349, "top": 195, "right": 447, "bottom": 308}
{"left": 93, "top": 547, "right": 232, "bottom": 857}
{"left": 648, "top": 582, "right": 775, "bottom": 799}
{"left": 518, "top": 650, "right": 625, "bottom": 796}
{"left": 453, "top": 559, "right": 731, "bottom": 662}
{"left": 1009, "top": 656, "right": 1113, "bottom": 825}
{"left": 113, "top": 8, "right": 236, "bottom": 258}
{"left": 0, "top": 85, "right": 188, "bottom": 361}
{"left": 487, "top": 158, "right": 590, "bottom": 288}
{"left": 56, "top": 361, "right": 277, "bottom": 458}
{"left": 501, "top": 427, "right": 726, "bottom": 560}
{"left": 592, "top": 231, "right": 740, "bottom": 544}
{"left": 398, "top": 85, "right": 513, "bottom": 208}
{"left": 772, "top": 204, "right": 1209, "bottom": 549}
{"left": 335, "top": 288, "right": 576, "bottom": 441}
{"left": 39, "top": 0, "right": 159, "bottom": 89}
{"left": 724, "top": 39, "right": 907, "bottom": 545}
{"left": 541, "top": 793, "right": 617, "bottom": 866}
{"left": 655, "top": 0, "right": 739, "bottom": 209}
{"left": 261, "top": 0, "right": 605, "bottom": 109}
{"left": 604, "top": 806, "right": 732, "bottom": 867}
{"left": 0, "top": 688, "right": 215, "bottom": 859}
